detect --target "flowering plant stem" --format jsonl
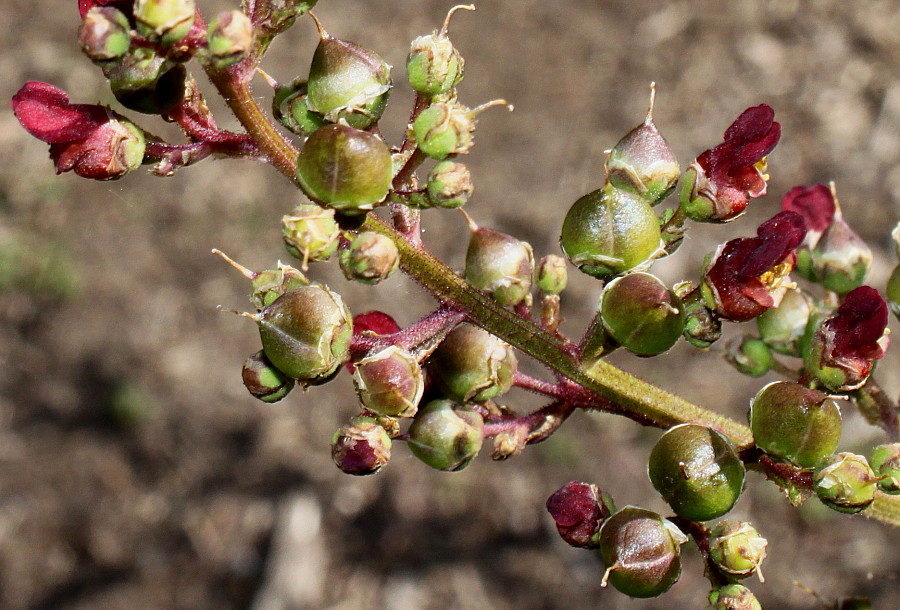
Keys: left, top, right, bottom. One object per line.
{"left": 205, "top": 63, "right": 900, "bottom": 526}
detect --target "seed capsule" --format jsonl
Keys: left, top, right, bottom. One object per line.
{"left": 560, "top": 184, "right": 661, "bottom": 280}
{"left": 249, "top": 285, "right": 353, "bottom": 383}
{"left": 810, "top": 211, "right": 872, "bottom": 295}
{"left": 813, "top": 452, "right": 877, "bottom": 514}
{"left": 599, "top": 272, "right": 684, "bottom": 356}
{"left": 536, "top": 254, "right": 568, "bottom": 295}
{"left": 206, "top": 10, "right": 253, "bottom": 68}
{"left": 339, "top": 231, "right": 399, "bottom": 285}
{"left": 870, "top": 443, "right": 900, "bottom": 495}
{"left": 464, "top": 220, "right": 534, "bottom": 307}
{"left": 134, "top": 0, "right": 196, "bottom": 47}
{"left": 281, "top": 204, "right": 341, "bottom": 269}
{"left": 331, "top": 416, "right": 392, "bottom": 475}
{"left": 295, "top": 123, "right": 393, "bottom": 212}
{"left": 708, "top": 584, "right": 762, "bottom": 610}
{"left": 755, "top": 287, "right": 812, "bottom": 357}
{"left": 352, "top": 346, "right": 424, "bottom": 418}
{"left": 241, "top": 350, "right": 295, "bottom": 403}
{"left": 725, "top": 336, "right": 773, "bottom": 378}
{"left": 79, "top": 7, "right": 131, "bottom": 66}
{"left": 272, "top": 78, "right": 327, "bottom": 137}
{"left": 749, "top": 381, "right": 841, "bottom": 468}
{"left": 647, "top": 424, "right": 745, "bottom": 521}
{"left": 426, "top": 160, "right": 473, "bottom": 208}
{"left": 429, "top": 323, "right": 517, "bottom": 403}
{"left": 598, "top": 506, "right": 687, "bottom": 598}
{"left": 413, "top": 99, "right": 510, "bottom": 160}
{"left": 406, "top": 399, "right": 483, "bottom": 471}
{"left": 707, "top": 520, "right": 767, "bottom": 579}
{"left": 406, "top": 5, "right": 472, "bottom": 96}
{"left": 212, "top": 249, "right": 309, "bottom": 309}
{"left": 104, "top": 48, "right": 186, "bottom": 114}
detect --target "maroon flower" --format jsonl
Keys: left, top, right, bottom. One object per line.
{"left": 781, "top": 184, "right": 835, "bottom": 247}
{"left": 682, "top": 104, "right": 781, "bottom": 222}
{"left": 12, "top": 81, "right": 145, "bottom": 180}
{"left": 353, "top": 310, "right": 401, "bottom": 338}
{"left": 807, "top": 286, "right": 889, "bottom": 391}
{"left": 546, "top": 481, "right": 610, "bottom": 548}
{"left": 703, "top": 211, "right": 806, "bottom": 321}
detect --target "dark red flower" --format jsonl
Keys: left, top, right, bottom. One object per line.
{"left": 682, "top": 104, "right": 781, "bottom": 222}
{"left": 546, "top": 481, "right": 609, "bottom": 548}
{"left": 807, "top": 286, "right": 889, "bottom": 391}
{"left": 781, "top": 184, "right": 835, "bottom": 246}
{"left": 703, "top": 211, "right": 806, "bottom": 321}
{"left": 12, "top": 81, "right": 145, "bottom": 180}
{"left": 353, "top": 311, "right": 401, "bottom": 337}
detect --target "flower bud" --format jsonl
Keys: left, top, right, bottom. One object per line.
{"left": 708, "top": 520, "right": 767, "bottom": 579}
{"left": 406, "top": 399, "right": 483, "bottom": 471}
{"left": 295, "top": 123, "right": 393, "bottom": 212}
{"left": 598, "top": 506, "right": 687, "bottom": 598}
{"left": 281, "top": 204, "right": 341, "bottom": 269}
{"left": 429, "top": 323, "right": 517, "bottom": 403}
{"left": 545, "top": 481, "right": 613, "bottom": 548}
{"left": 813, "top": 452, "right": 877, "bottom": 514}
{"left": 888, "top": 264, "right": 900, "bottom": 321}
{"left": 272, "top": 78, "right": 327, "bottom": 137}
{"left": 870, "top": 443, "right": 900, "bottom": 495}
{"left": 247, "top": 285, "right": 353, "bottom": 383}
{"left": 340, "top": 231, "right": 399, "bottom": 285}
{"left": 331, "top": 416, "right": 391, "bottom": 475}
{"left": 755, "top": 287, "right": 811, "bottom": 356}
{"left": 305, "top": 15, "right": 391, "bottom": 129}
{"left": 559, "top": 184, "right": 661, "bottom": 280}
{"left": 406, "top": 5, "right": 472, "bottom": 96}
{"left": 212, "top": 250, "right": 309, "bottom": 309}
{"left": 648, "top": 424, "right": 745, "bottom": 521}
{"left": 607, "top": 86, "right": 680, "bottom": 206}
{"left": 810, "top": 211, "right": 872, "bottom": 295}
{"left": 413, "top": 100, "right": 510, "bottom": 160}
{"left": 464, "top": 220, "right": 534, "bottom": 307}
{"left": 353, "top": 346, "right": 424, "bottom": 418}
{"left": 676, "top": 285, "right": 722, "bottom": 348}
{"left": 206, "top": 10, "right": 253, "bottom": 68}
{"left": 426, "top": 160, "right": 473, "bottom": 208}
{"left": 134, "top": 0, "right": 196, "bottom": 47}
{"left": 708, "top": 584, "right": 762, "bottom": 610}
{"left": 104, "top": 48, "right": 186, "bottom": 114}
{"left": 600, "top": 272, "right": 684, "bottom": 356}
{"left": 536, "top": 254, "right": 568, "bottom": 295}
{"left": 241, "top": 350, "right": 295, "bottom": 403}
{"left": 725, "top": 336, "right": 773, "bottom": 378}
{"left": 79, "top": 7, "right": 131, "bottom": 65}
{"left": 749, "top": 381, "right": 841, "bottom": 468}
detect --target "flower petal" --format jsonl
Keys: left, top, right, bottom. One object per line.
{"left": 781, "top": 184, "right": 835, "bottom": 235}
{"left": 12, "top": 81, "right": 106, "bottom": 143}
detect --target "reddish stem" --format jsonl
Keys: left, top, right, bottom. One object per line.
{"left": 350, "top": 305, "right": 466, "bottom": 358}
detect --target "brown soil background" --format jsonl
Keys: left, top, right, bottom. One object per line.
{"left": 2, "top": 1, "right": 899, "bottom": 608}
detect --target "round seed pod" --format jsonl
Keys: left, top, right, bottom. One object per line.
{"left": 406, "top": 399, "right": 483, "bottom": 471}
{"left": 406, "top": 5, "right": 470, "bottom": 97}
{"left": 134, "top": 0, "right": 196, "bottom": 47}
{"left": 295, "top": 123, "right": 393, "bottom": 212}
{"left": 464, "top": 225, "right": 534, "bottom": 307}
{"left": 426, "top": 160, "right": 473, "bottom": 208}
{"left": 756, "top": 287, "right": 812, "bottom": 356}
{"left": 206, "top": 10, "right": 253, "bottom": 68}
{"left": 708, "top": 584, "right": 762, "bottom": 610}
{"left": 352, "top": 346, "right": 424, "bottom": 418}
{"left": 241, "top": 350, "right": 295, "bottom": 403}
{"left": 647, "top": 424, "right": 745, "bottom": 521}
{"left": 413, "top": 99, "right": 509, "bottom": 160}
{"left": 429, "top": 323, "right": 517, "bottom": 403}
{"left": 560, "top": 184, "right": 661, "bottom": 280}
{"left": 707, "top": 520, "right": 767, "bottom": 579}
{"left": 79, "top": 7, "right": 131, "bottom": 66}
{"left": 725, "top": 336, "right": 773, "bottom": 378}
{"left": 331, "top": 415, "right": 391, "bottom": 475}
{"left": 272, "top": 79, "right": 328, "bottom": 137}
{"left": 339, "top": 231, "right": 399, "bottom": 285}
{"left": 252, "top": 285, "right": 353, "bottom": 383}
{"left": 598, "top": 506, "right": 688, "bottom": 598}
{"left": 281, "top": 204, "right": 341, "bottom": 268}
{"left": 749, "top": 381, "right": 841, "bottom": 468}
{"left": 536, "top": 254, "right": 568, "bottom": 295}
{"left": 600, "top": 272, "right": 684, "bottom": 356}
{"left": 104, "top": 48, "right": 186, "bottom": 114}
{"left": 870, "top": 443, "right": 900, "bottom": 495}
{"left": 813, "top": 452, "right": 878, "bottom": 514}
{"left": 810, "top": 214, "right": 872, "bottom": 296}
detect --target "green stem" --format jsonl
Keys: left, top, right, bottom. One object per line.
{"left": 867, "top": 492, "right": 900, "bottom": 525}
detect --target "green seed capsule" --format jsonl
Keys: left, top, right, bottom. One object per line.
{"left": 104, "top": 48, "right": 186, "bottom": 114}
{"left": 272, "top": 79, "right": 327, "bottom": 137}
{"left": 281, "top": 204, "right": 341, "bottom": 269}
{"left": 79, "top": 7, "right": 131, "bottom": 66}
{"left": 810, "top": 213, "right": 872, "bottom": 295}
{"left": 429, "top": 323, "right": 517, "bottom": 403}
{"left": 813, "top": 452, "right": 877, "bottom": 514}
{"left": 749, "top": 381, "right": 841, "bottom": 468}
{"left": 464, "top": 223, "right": 534, "bottom": 307}
{"left": 250, "top": 285, "right": 353, "bottom": 383}
{"left": 413, "top": 99, "right": 510, "bottom": 160}
{"left": 560, "top": 184, "right": 661, "bottom": 280}
{"left": 598, "top": 506, "right": 687, "bottom": 598}
{"left": 339, "top": 231, "right": 399, "bottom": 285}
{"left": 708, "top": 584, "right": 762, "bottom": 610}
{"left": 331, "top": 415, "right": 392, "bottom": 475}
{"left": 353, "top": 346, "right": 424, "bottom": 418}
{"left": 725, "top": 336, "right": 773, "bottom": 378}
{"left": 212, "top": 250, "right": 309, "bottom": 310}
{"left": 648, "top": 424, "right": 745, "bottom": 521}
{"left": 426, "top": 160, "right": 473, "bottom": 208}
{"left": 406, "top": 5, "right": 472, "bottom": 96}
{"left": 206, "top": 10, "right": 253, "bottom": 68}
{"left": 241, "top": 350, "right": 295, "bottom": 403}
{"left": 707, "top": 520, "right": 767, "bottom": 579}
{"left": 407, "top": 399, "right": 483, "bottom": 471}
{"left": 599, "top": 272, "right": 684, "bottom": 356}
{"left": 295, "top": 124, "right": 393, "bottom": 212}
{"left": 756, "top": 287, "right": 812, "bottom": 357}
{"left": 870, "top": 443, "right": 900, "bottom": 495}
{"left": 134, "top": 0, "right": 196, "bottom": 47}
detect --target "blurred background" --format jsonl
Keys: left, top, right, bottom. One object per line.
{"left": 2, "top": 0, "right": 899, "bottom": 608}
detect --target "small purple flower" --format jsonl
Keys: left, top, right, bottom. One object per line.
{"left": 781, "top": 183, "right": 835, "bottom": 248}
{"left": 703, "top": 211, "right": 806, "bottom": 321}
{"left": 546, "top": 481, "right": 609, "bottom": 548}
